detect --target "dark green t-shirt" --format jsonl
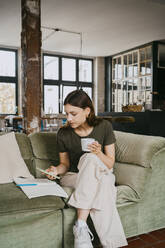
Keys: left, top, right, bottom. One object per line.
{"left": 57, "top": 119, "right": 116, "bottom": 172}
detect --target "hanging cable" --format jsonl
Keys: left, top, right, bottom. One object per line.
{"left": 41, "top": 26, "right": 83, "bottom": 56}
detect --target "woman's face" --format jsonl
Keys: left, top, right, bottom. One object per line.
{"left": 64, "top": 104, "right": 90, "bottom": 128}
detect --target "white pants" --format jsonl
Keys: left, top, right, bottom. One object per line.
{"left": 60, "top": 153, "right": 128, "bottom": 248}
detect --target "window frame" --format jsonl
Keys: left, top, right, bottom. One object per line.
{"left": 43, "top": 53, "right": 93, "bottom": 114}
{"left": 0, "top": 47, "right": 18, "bottom": 115}
{"left": 111, "top": 45, "right": 152, "bottom": 112}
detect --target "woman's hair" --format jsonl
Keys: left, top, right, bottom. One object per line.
{"left": 64, "top": 89, "right": 102, "bottom": 126}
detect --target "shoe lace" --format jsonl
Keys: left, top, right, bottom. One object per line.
{"left": 74, "top": 224, "right": 94, "bottom": 242}
{"left": 86, "top": 226, "right": 94, "bottom": 241}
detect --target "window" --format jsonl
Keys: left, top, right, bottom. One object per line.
{"left": 43, "top": 54, "right": 93, "bottom": 114}
{"left": 44, "top": 56, "right": 59, "bottom": 80}
{"left": 79, "top": 59, "right": 92, "bottom": 82}
{"left": 112, "top": 45, "right": 152, "bottom": 112}
{"left": 62, "top": 58, "right": 76, "bottom": 81}
{"left": 0, "top": 48, "right": 17, "bottom": 114}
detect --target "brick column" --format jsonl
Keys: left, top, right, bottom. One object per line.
{"left": 21, "top": 0, "right": 41, "bottom": 134}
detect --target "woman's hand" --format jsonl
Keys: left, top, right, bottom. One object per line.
{"left": 45, "top": 166, "right": 59, "bottom": 180}
{"left": 44, "top": 152, "right": 70, "bottom": 180}
{"left": 88, "top": 141, "right": 102, "bottom": 155}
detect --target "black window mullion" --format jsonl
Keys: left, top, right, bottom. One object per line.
{"left": 44, "top": 80, "right": 59, "bottom": 85}
{"left": 62, "top": 81, "right": 78, "bottom": 86}
{"left": 42, "top": 54, "right": 45, "bottom": 114}
{"left": 91, "top": 59, "right": 94, "bottom": 83}
{"left": 59, "top": 56, "right": 62, "bottom": 113}
{"left": 80, "top": 82, "right": 94, "bottom": 88}
{"left": 0, "top": 76, "right": 17, "bottom": 83}
{"left": 76, "top": 58, "right": 79, "bottom": 88}
{"left": 15, "top": 50, "right": 18, "bottom": 114}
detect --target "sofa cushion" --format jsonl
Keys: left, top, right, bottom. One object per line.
{"left": 60, "top": 186, "right": 74, "bottom": 203}
{"left": 15, "top": 133, "right": 33, "bottom": 159}
{"left": 29, "top": 132, "right": 59, "bottom": 164}
{"left": 0, "top": 183, "right": 65, "bottom": 215}
{"left": 114, "top": 131, "right": 165, "bottom": 168}
{"left": 0, "top": 132, "right": 33, "bottom": 184}
{"left": 116, "top": 185, "right": 141, "bottom": 205}
{"left": 114, "top": 162, "right": 151, "bottom": 198}
{"left": 15, "top": 133, "right": 34, "bottom": 174}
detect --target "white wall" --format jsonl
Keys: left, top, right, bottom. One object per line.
{"left": 93, "top": 57, "right": 105, "bottom": 115}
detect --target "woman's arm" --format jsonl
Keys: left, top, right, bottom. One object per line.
{"left": 56, "top": 152, "right": 70, "bottom": 174}
{"left": 45, "top": 152, "right": 70, "bottom": 180}
{"left": 88, "top": 142, "right": 115, "bottom": 169}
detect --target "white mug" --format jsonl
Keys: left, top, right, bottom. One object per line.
{"left": 81, "top": 138, "right": 95, "bottom": 152}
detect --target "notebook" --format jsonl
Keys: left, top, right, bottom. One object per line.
{"left": 14, "top": 177, "right": 68, "bottom": 199}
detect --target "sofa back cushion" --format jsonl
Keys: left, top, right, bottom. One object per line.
{"left": 15, "top": 133, "right": 34, "bottom": 174}
{"left": 114, "top": 131, "right": 165, "bottom": 168}
{"left": 29, "top": 132, "right": 60, "bottom": 176}
{"left": 0, "top": 182, "right": 65, "bottom": 214}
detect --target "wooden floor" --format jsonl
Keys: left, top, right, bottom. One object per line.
{"left": 95, "top": 228, "right": 165, "bottom": 248}
{"left": 124, "top": 228, "right": 165, "bottom": 248}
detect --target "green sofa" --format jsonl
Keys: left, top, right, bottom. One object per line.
{"left": 0, "top": 130, "right": 165, "bottom": 248}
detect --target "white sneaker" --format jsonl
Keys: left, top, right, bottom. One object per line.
{"left": 73, "top": 223, "right": 94, "bottom": 248}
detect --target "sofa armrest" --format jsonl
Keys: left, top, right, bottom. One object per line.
{"left": 114, "top": 131, "right": 165, "bottom": 168}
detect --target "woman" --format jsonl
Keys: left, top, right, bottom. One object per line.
{"left": 46, "top": 90, "right": 127, "bottom": 248}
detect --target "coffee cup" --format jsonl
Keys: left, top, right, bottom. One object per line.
{"left": 81, "top": 138, "right": 95, "bottom": 152}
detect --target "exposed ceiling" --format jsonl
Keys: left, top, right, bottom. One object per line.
{"left": 0, "top": 0, "right": 165, "bottom": 57}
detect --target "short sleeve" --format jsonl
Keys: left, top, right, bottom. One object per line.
{"left": 57, "top": 128, "right": 68, "bottom": 152}
{"left": 103, "top": 120, "right": 116, "bottom": 146}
